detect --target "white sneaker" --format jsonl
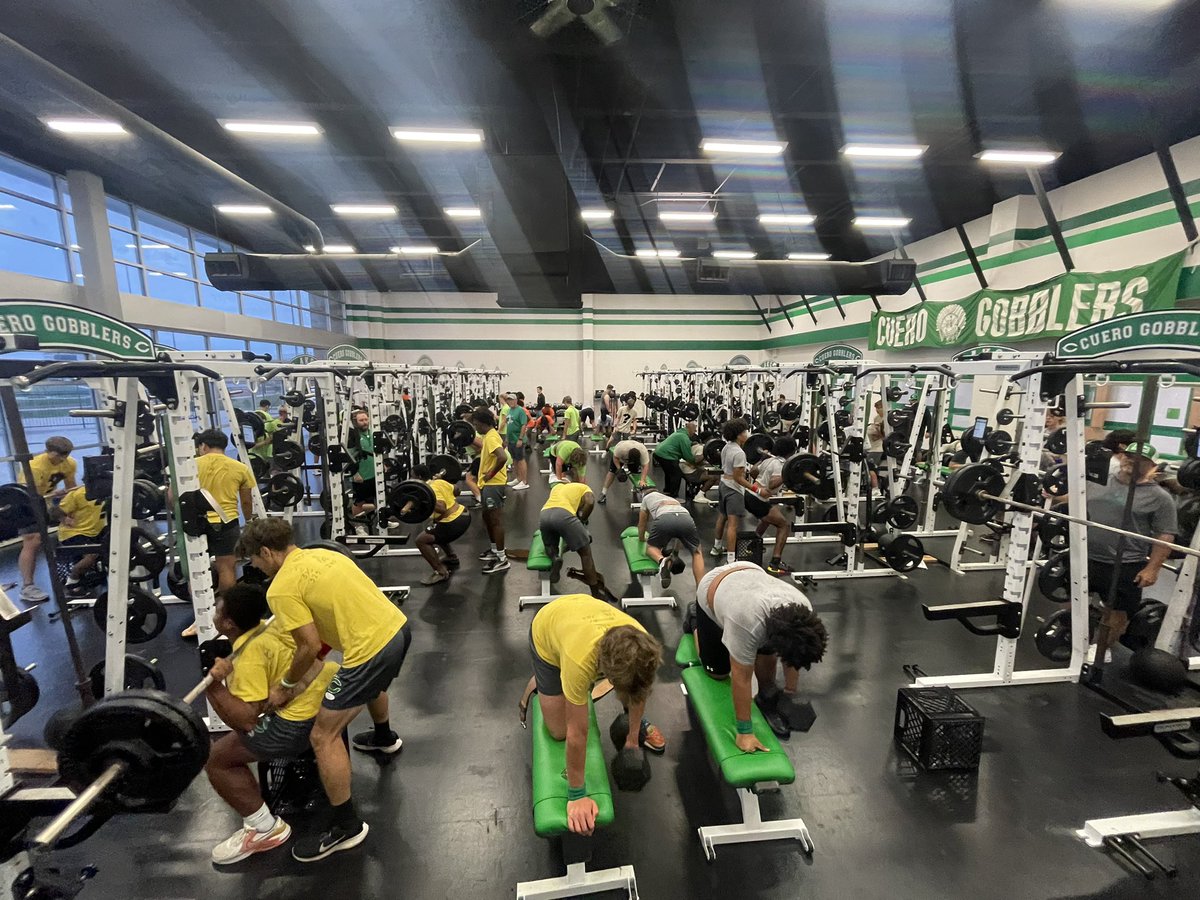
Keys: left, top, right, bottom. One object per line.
{"left": 1085, "top": 644, "right": 1113, "bottom": 665}
{"left": 692, "top": 495, "right": 714, "bottom": 506}
{"left": 354, "top": 525, "right": 369, "bottom": 537}
{"left": 20, "top": 584, "right": 48, "bottom": 603}
{"left": 512, "top": 482, "right": 530, "bottom": 491}
{"left": 212, "top": 818, "right": 292, "bottom": 865}
{"left": 709, "top": 545, "right": 725, "bottom": 558}
{"left": 507, "top": 479, "right": 519, "bottom": 487}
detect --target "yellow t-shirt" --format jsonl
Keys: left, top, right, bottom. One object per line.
{"left": 429, "top": 478, "right": 463, "bottom": 523}
{"left": 564, "top": 405, "right": 581, "bottom": 436}
{"left": 227, "top": 620, "right": 338, "bottom": 723}
{"left": 531, "top": 594, "right": 647, "bottom": 706}
{"left": 57, "top": 486, "right": 106, "bottom": 541}
{"left": 553, "top": 440, "right": 582, "bottom": 463}
{"left": 24, "top": 453, "right": 76, "bottom": 496}
{"left": 267, "top": 548, "right": 406, "bottom": 667}
{"left": 542, "top": 481, "right": 592, "bottom": 515}
{"left": 195, "top": 452, "right": 255, "bottom": 523}
{"left": 478, "top": 429, "right": 508, "bottom": 487}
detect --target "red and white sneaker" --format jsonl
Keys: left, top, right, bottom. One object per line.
{"left": 211, "top": 818, "right": 292, "bottom": 865}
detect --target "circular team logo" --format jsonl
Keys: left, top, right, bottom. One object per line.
{"left": 324, "top": 674, "right": 343, "bottom": 701}
{"left": 936, "top": 304, "right": 968, "bottom": 343}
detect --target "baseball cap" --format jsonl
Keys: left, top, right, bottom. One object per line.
{"left": 1123, "top": 441, "right": 1157, "bottom": 460}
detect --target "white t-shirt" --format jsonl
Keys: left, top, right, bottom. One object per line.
{"left": 755, "top": 455, "right": 785, "bottom": 498}
{"left": 698, "top": 564, "right": 813, "bottom": 666}
{"left": 612, "top": 440, "right": 650, "bottom": 469}
{"left": 641, "top": 492, "right": 689, "bottom": 519}
{"left": 615, "top": 405, "right": 637, "bottom": 434}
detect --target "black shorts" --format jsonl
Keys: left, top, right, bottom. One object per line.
{"left": 427, "top": 512, "right": 471, "bottom": 545}
{"left": 205, "top": 520, "right": 241, "bottom": 557}
{"left": 323, "top": 624, "right": 411, "bottom": 711}
{"left": 468, "top": 457, "right": 481, "bottom": 479}
{"left": 610, "top": 456, "right": 642, "bottom": 475}
{"left": 692, "top": 600, "right": 774, "bottom": 677}
{"left": 744, "top": 490, "right": 772, "bottom": 520}
{"left": 352, "top": 478, "right": 377, "bottom": 503}
{"left": 1088, "top": 559, "right": 1143, "bottom": 615}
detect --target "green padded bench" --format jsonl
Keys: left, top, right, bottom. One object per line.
{"left": 618, "top": 526, "right": 676, "bottom": 610}
{"left": 517, "top": 700, "right": 637, "bottom": 899}
{"left": 519, "top": 530, "right": 574, "bottom": 610}
{"left": 627, "top": 475, "right": 656, "bottom": 509}
{"left": 676, "top": 634, "right": 814, "bottom": 861}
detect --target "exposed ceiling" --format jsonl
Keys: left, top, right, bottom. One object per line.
{"left": 0, "top": 0, "right": 1197, "bottom": 305}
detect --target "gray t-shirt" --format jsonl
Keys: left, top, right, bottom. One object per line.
{"left": 1085, "top": 479, "right": 1178, "bottom": 564}
{"left": 721, "top": 441, "right": 747, "bottom": 494}
{"left": 755, "top": 456, "right": 784, "bottom": 497}
{"left": 612, "top": 440, "right": 650, "bottom": 469}
{"left": 699, "top": 564, "right": 813, "bottom": 666}
{"left": 641, "top": 491, "right": 688, "bottom": 519}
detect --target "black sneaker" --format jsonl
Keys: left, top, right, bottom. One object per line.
{"left": 754, "top": 692, "right": 791, "bottom": 740}
{"left": 549, "top": 556, "right": 563, "bottom": 584}
{"left": 483, "top": 556, "right": 511, "bottom": 574}
{"left": 658, "top": 556, "right": 672, "bottom": 590}
{"left": 351, "top": 729, "right": 403, "bottom": 754}
{"left": 597, "top": 493, "right": 607, "bottom": 505}
{"left": 766, "top": 559, "right": 793, "bottom": 576}
{"left": 478, "top": 548, "right": 498, "bottom": 561}
{"left": 443, "top": 556, "right": 461, "bottom": 569}
{"left": 292, "top": 821, "right": 369, "bottom": 863}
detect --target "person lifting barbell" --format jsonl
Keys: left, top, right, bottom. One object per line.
{"left": 392, "top": 457, "right": 471, "bottom": 586}
{"left": 17, "top": 435, "right": 77, "bottom": 604}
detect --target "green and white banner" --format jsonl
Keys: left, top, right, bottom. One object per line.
{"left": 1056, "top": 309, "right": 1200, "bottom": 359}
{"left": 869, "top": 252, "right": 1185, "bottom": 351}
{"left": 327, "top": 343, "right": 368, "bottom": 361}
{"left": 812, "top": 343, "right": 863, "bottom": 365}
{"left": 0, "top": 299, "right": 154, "bottom": 359}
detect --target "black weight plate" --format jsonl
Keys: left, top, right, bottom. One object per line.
{"left": 249, "top": 456, "right": 270, "bottom": 483}
{"left": 744, "top": 433, "right": 774, "bottom": 465}
{"left": 680, "top": 402, "right": 700, "bottom": 421}
{"left": 266, "top": 473, "right": 305, "bottom": 508}
{"left": 166, "top": 561, "right": 190, "bottom": 603}
{"left": 1037, "top": 516, "right": 1070, "bottom": 553}
{"left": 383, "top": 414, "right": 405, "bottom": 433}
{"left": 446, "top": 420, "right": 476, "bottom": 450}
{"left": 1041, "top": 463, "right": 1069, "bottom": 498}
{"left": 93, "top": 585, "right": 167, "bottom": 644}
{"left": 882, "top": 432, "right": 910, "bottom": 461}
{"left": 427, "top": 454, "right": 463, "bottom": 484}
{"left": 792, "top": 424, "right": 811, "bottom": 447}
{"left": 282, "top": 390, "right": 306, "bottom": 408}
{"left": 842, "top": 435, "right": 865, "bottom": 464}
{"left": 392, "top": 480, "right": 437, "bottom": 523}
{"left": 130, "top": 479, "right": 165, "bottom": 519}
{"left": 879, "top": 532, "right": 924, "bottom": 572}
{"left": 307, "top": 434, "right": 326, "bottom": 457}
{"left": 58, "top": 690, "right": 209, "bottom": 813}
{"left": 135, "top": 401, "right": 156, "bottom": 438}
{"left": 833, "top": 410, "right": 851, "bottom": 428}
{"left": 89, "top": 655, "right": 166, "bottom": 697}
{"left": 0, "top": 483, "right": 36, "bottom": 530}
{"left": 886, "top": 409, "right": 913, "bottom": 430}
{"left": 273, "top": 440, "right": 305, "bottom": 470}
{"left": 885, "top": 386, "right": 903, "bottom": 402}
{"left": 703, "top": 439, "right": 724, "bottom": 466}
{"left": 884, "top": 495, "right": 920, "bottom": 530}
{"left": 0, "top": 667, "right": 39, "bottom": 728}
{"left": 235, "top": 408, "right": 265, "bottom": 441}
{"left": 1044, "top": 428, "right": 1067, "bottom": 455}
{"left": 781, "top": 454, "right": 823, "bottom": 493}
{"left": 941, "top": 463, "right": 1005, "bottom": 526}
{"left": 1178, "top": 457, "right": 1200, "bottom": 491}
{"left": 996, "top": 408, "right": 1016, "bottom": 426}
{"left": 985, "top": 429, "right": 1014, "bottom": 455}
{"left": 761, "top": 410, "right": 781, "bottom": 430}
{"left": 129, "top": 526, "right": 167, "bottom": 581}
{"left": 1037, "top": 551, "right": 1071, "bottom": 602}
{"left": 960, "top": 426, "right": 985, "bottom": 459}
{"left": 1120, "top": 600, "right": 1166, "bottom": 653}
{"left": 1035, "top": 609, "right": 1073, "bottom": 662}
{"left": 778, "top": 402, "right": 799, "bottom": 420}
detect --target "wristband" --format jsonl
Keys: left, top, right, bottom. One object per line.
{"left": 280, "top": 678, "right": 298, "bottom": 690}
{"left": 567, "top": 785, "right": 587, "bottom": 801}
{"left": 736, "top": 718, "right": 753, "bottom": 734}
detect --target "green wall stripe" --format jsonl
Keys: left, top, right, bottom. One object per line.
{"left": 348, "top": 315, "right": 759, "bottom": 327}
{"left": 358, "top": 337, "right": 761, "bottom": 351}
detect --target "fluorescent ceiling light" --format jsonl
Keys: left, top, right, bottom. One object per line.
{"left": 659, "top": 210, "right": 716, "bottom": 223}
{"left": 392, "top": 128, "right": 483, "bottom": 144}
{"left": 977, "top": 149, "right": 1061, "bottom": 166}
{"left": 788, "top": 252, "right": 832, "bottom": 261}
{"left": 854, "top": 216, "right": 911, "bottom": 229}
{"left": 331, "top": 204, "right": 397, "bottom": 216}
{"left": 146, "top": 272, "right": 163, "bottom": 277}
{"left": 444, "top": 206, "right": 482, "bottom": 218}
{"left": 842, "top": 143, "right": 926, "bottom": 159}
{"left": 304, "top": 244, "right": 356, "bottom": 253}
{"left": 43, "top": 118, "right": 127, "bottom": 135}
{"left": 635, "top": 248, "right": 681, "bottom": 258}
{"left": 0, "top": 204, "right": 15, "bottom": 210}
{"left": 700, "top": 138, "right": 786, "bottom": 155}
{"left": 221, "top": 121, "right": 321, "bottom": 136}
{"left": 713, "top": 250, "right": 757, "bottom": 260}
{"left": 580, "top": 208, "right": 614, "bottom": 221}
{"left": 759, "top": 213, "right": 816, "bottom": 226}
{"left": 392, "top": 245, "right": 438, "bottom": 255}
{"left": 215, "top": 204, "right": 274, "bottom": 216}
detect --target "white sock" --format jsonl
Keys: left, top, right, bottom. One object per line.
{"left": 489, "top": 543, "right": 498, "bottom": 554}
{"left": 243, "top": 803, "right": 276, "bottom": 834}
{"left": 725, "top": 552, "right": 735, "bottom": 564}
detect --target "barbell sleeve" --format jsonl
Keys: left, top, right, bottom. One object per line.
{"left": 32, "top": 761, "right": 127, "bottom": 848}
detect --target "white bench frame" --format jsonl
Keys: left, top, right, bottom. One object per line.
{"left": 621, "top": 571, "right": 676, "bottom": 610}
{"left": 518, "top": 570, "right": 573, "bottom": 610}
{"left": 516, "top": 861, "right": 638, "bottom": 900}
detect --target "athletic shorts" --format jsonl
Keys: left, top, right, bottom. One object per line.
{"left": 323, "top": 624, "right": 411, "bottom": 711}
{"left": 529, "top": 626, "right": 564, "bottom": 697}
{"left": 1087, "top": 559, "right": 1143, "bottom": 615}
{"left": 427, "top": 512, "right": 471, "bottom": 545}
{"left": 506, "top": 439, "right": 525, "bottom": 458}
{"left": 692, "top": 598, "right": 775, "bottom": 678}
{"left": 481, "top": 485, "right": 507, "bottom": 510}
{"left": 718, "top": 484, "right": 746, "bottom": 517}
{"left": 239, "top": 713, "right": 315, "bottom": 759}
{"left": 206, "top": 520, "right": 241, "bottom": 557}
{"left": 744, "top": 490, "right": 772, "bottom": 520}
{"left": 352, "top": 478, "right": 377, "bottom": 503}
{"left": 609, "top": 456, "right": 643, "bottom": 475}
{"left": 647, "top": 512, "right": 701, "bottom": 554}
{"left": 539, "top": 507, "right": 591, "bottom": 554}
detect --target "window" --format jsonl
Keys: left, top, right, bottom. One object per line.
{"left": 0, "top": 155, "right": 55, "bottom": 204}
{"left": 134, "top": 208, "right": 191, "bottom": 249}
{"left": 116, "top": 263, "right": 145, "bottom": 295}
{"left": 0, "top": 233, "right": 69, "bottom": 281}
{"left": 0, "top": 152, "right": 73, "bottom": 283}
{"left": 249, "top": 340, "right": 278, "bottom": 360}
{"left": 153, "top": 329, "right": 206, "bottom": 352}
{"left": 0, "top": 193, "right": 63, "bottom": 243}
{"left": 145, "top": 271, "right": 198, "bottom": 305}
{"left": 241, "top": 294, "right": 272, "bottom": 319}
{"left": 200, "top": 284, "right": 240, "bottom": 314}
{"left": 209, "top": 336, "right": 248, "bottom": 353}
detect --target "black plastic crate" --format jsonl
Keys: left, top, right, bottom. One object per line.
{"left": 735, "top": 530, "right": 764, "bottom": 566}
{"left": 894, "top": 686, "right": 984, "bottom": 771}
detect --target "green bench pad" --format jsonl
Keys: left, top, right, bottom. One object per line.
{"left": 531, "top": 700, "right": 614, "bottom": 837}
{"left": 619, "top": 526, "right": 660, "bottom": 576}
{"left": 527, "top": 531, "right": 552, "bottom": 572}
{"left": 676, "top": 632, "right": 701, "bottom": 667}
{"left": 677, "top": 636, "right": 797, "bottom": 788}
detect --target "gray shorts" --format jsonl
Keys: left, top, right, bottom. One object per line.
{"left": 239, "top": 713, "right": 314, "bottom": 759}
{"left": 529, "top": 626, "right": 563, "bottom": 697}
{"left": 323, "top": 624, "right": 411, "bottom": 711}
{"left": 718, "top": 484, "right": 746, "bottom": 517}
{"left": 647, "top": 511, "right": 700, "bottom": 553}
{"left": 539, "top": 507, "right": 591, "bottom": 555}
{"left": 481, "top": 484, "right": 508, "bottom": 510}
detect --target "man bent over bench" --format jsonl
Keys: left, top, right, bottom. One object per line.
{"left": 689, "top": 563, "right": 828, "bottom": 749}
{"left": 539, "top": 478, "right": 611, "bottom": 600}
{"left": 637, "top": 489, "right": 706, "bottom": 589}
{"left": 523, "top": 594, "right": 665, "bottom": 834}
{"left": 550, "top": 438, "right": 588, "bottom": 483}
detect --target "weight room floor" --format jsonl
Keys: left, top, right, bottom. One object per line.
{"left": 7, "top": 452, "right": 1200, "bottom": 900}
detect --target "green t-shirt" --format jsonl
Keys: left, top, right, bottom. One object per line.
{"left": 505, "top": 405, "right": 529, "bottom": 444}
{"left": 249, "top": 412, "right": 279, "bottom": 461}
{"left": 654, "top": 428, "right": 695, "bottom": 463}
{"left": 357, "top": 429, "right": 375, "bottom": 480}
{"left": 563, "top": 405, "right": 581, "bottom": 436}
{"left": 553, "top": 440, "right": 582, "bottom": 462}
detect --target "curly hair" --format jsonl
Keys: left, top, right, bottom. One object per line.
{"left": 597, "top": 625, "right": 661, "bottom": 704}
{"left": 722, "top": 418, "right": 750, "bottom": 442}
{"left": 764, "top": 604, "right": 828, "bottom": 671}
{"left": 568, "top": 448, "right": 588, "bottom": 470}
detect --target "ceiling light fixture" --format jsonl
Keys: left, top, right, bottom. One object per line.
{"left": 841, "top": 143, "right": 926, "bottom": 159}
{"left": 215, "top": 204, "right": 274, "bottom": 216}
{"left": 759, "top": 213, "right": 816, "bottom": 226}
{"left": 787, "top": 252, "right": 832, "bottom": 261}
{"left": 0, "top": 204, "right": 15, "bottom": 210}
{"left": 580, "top": 208, "right": 614, "bottom": 221}
{"left": 854, "top": 216, "right": 911, "bottom": 229}
{"left": 977, "top": 149, "right": 1061, "bottom": 166}
{"left": 43, "top": 118, "right": 127, "bottom": 135}
{"left": 331, "top": 204, "right": 397, "bottom": 216}
{"left": 444, "top": 207, "right": 482, "bottom": 218}
{"left": 659, "top": 210, "right": 716, "bottom": 223}
{"left": 713, "top": 250, "right": 757, "bottom": 260}
{"left": 700, "top": 138, "right": 786, "bottom": 155}
{"left": 304, "top": 244, "right": 356, "bottom": 253}
{"left": 635, "top": 248, "right": 681, "bottom": 259}
{"left": 221, "top": 121, "right": 321, "bottom": 136}
{"left": 392, "top": 245, "right": 439, "bottom": 255}
{"left": 392, "top": 128, "right": 484, "bottom": 144}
